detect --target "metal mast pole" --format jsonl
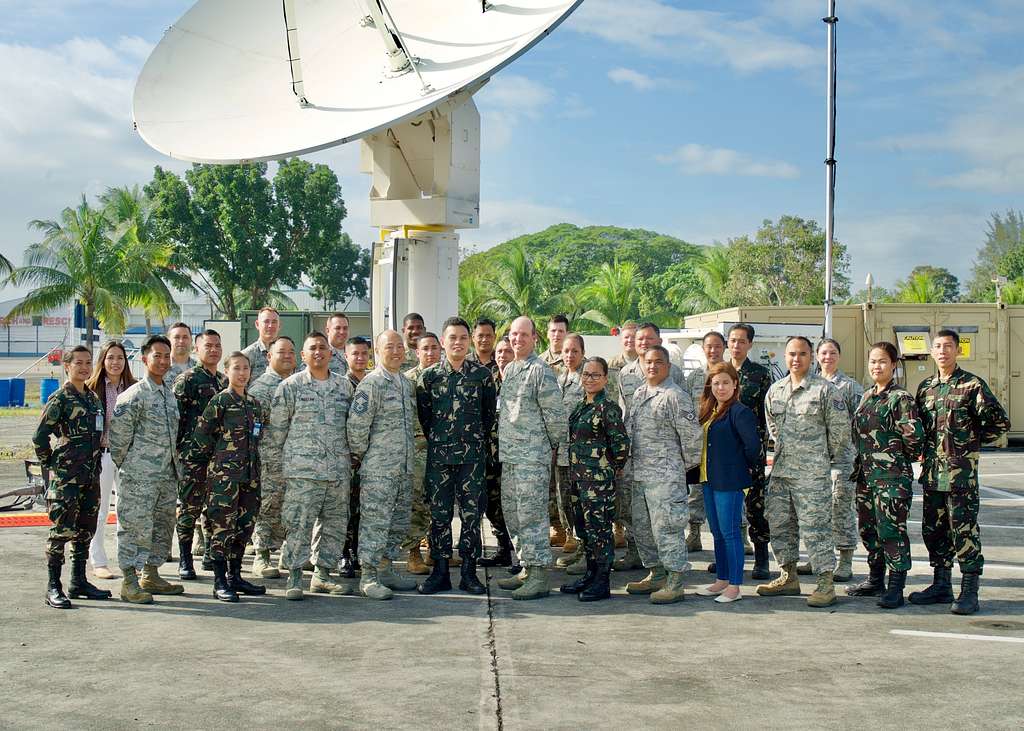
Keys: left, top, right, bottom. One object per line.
{"left": 823, "top": 1, "right": 838, "bottom": 338}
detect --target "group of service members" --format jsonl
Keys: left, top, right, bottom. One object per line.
{"left": 34, "top": 307, "right": 1008, "bottom": 615}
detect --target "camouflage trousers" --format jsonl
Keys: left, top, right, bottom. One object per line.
{"left": 632, "top": 478, "right": 689, "bottom": 572}
{"left": 252, "top": 473, "right": 287, "bottom": 552}
{"left": 744, "top": 446, "right": 770, "bottom": 544}
{"left": 767, "top": 474, "right": 835, "bottom": 574}
{"left": 45, "top": 480, "right": 100, "bottom": 563}
{"left": 358, "top": 472, "right": 412, "bottom": 568}
{"left": 831, "top": 458, "right": 858, "bottom": 549}
{"left": 400, "top": 443, "right": 430, "bottom": 552}
{"left": 283, "top": 476, "right": 350, "bottom": 571}
{"left": 426, "top": 460, "right": 485, "bottom": 560}
{"left": 343, "top": 471, "right": 361, "bottom": 560}
{"left": 548, "top": 453, "right": 572, "bottom": 532}
{"left": 922, "top": 486, "right": 984, "bottom": 574}
{"left": 856, "top": 478, "right": 912, "bottom": 571}
{"left": 207, "top": 479, "right": 261, "bottom": 562}
{"left": 566, "top": 478, "right": 616, "bottom": 567}
{"left": 614, "top": 470, "right": 632, "bottom": 531}
{"left": 176, "top": 464, "right": 211, "bottom": 543}
{"left": 116, "top": 475, "right": 177, "bottom": 572}
{"left": 483, "top": 459, "right": 513, "bottom": 550}
{"left": 501, "top": 462, "right": 553, "bottom": 567}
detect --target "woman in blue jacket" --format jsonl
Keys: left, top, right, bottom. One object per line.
{"left": 695, "top": 362, "right": 762, "bottom": 603}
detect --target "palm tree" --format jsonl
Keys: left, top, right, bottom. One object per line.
{"left": 677, "top": 246, "right": 732, "bottom": 313}
{"left": 1000, "top": 278, "right": 1024, "bottom": 305}
{"left": 10, "top": 196, "right": 147, "bottom": 351}
{"left": 484, "top": 242, "right": 560, "bottom": 323}
{"left": 459, "top": 275, "right": 500, "bottom": 329}
{"left": 102, "top": 186, "right": 191, "bottom": 335}
{"left": 231, "top": 285, "right": 298, "bottom": 313}
{"left": 577, "top": 259, "right": 640, "bottom": 332}
{"left": 897, "top": 272, "right": 944, "bottom": 303}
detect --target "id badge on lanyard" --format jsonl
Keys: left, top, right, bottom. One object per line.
{"left": 95, "top": 412, "right": 104, "bottom": 432}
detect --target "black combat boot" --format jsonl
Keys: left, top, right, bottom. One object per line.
{"left": 560, "top": 557, "right": 598, "bottom": 594}
{"left": 201, "top": 550, "right": 214, "bottom": 572}
{"left": 212, "top": 559, "right": 238, "bottom": 603}
{"left": 228, "top": 558, "right": 266, "bottom": 595}
{"left": 479, "top": 537, "right": 514, "bottom": 568}
{"left": 908, "top": 566, "right": 954, "bottom": 605}
{"left": 45, "top": 557, "right": 72, "bottom": 609}
{"left": 339, "top": 553, "right": 356, "bottom": 578}
{"left": 178, "top": 540, "right": 197, "bottom": 580}
{"left": 877, "top": 569, "right": 907, "bottom": 609}
{"left": 68, "top": 551, "right": 112, "bottom": 600}
{"left": 847, "top": 561, "right": 886, "bottom": 597}
{"left": 458, "top": 559, "right": 486, "bottom": 595}
{"left": 751, "top": 541, "right": 770, "bottom": 581}
{"left": 951, "top": 572, "right": 980, "bottom": 615}
{"left": 418, "top": 557, "right": 452, "bottom": 594}
{"left": 579, "top": 563, "right": 611, "bottom": 602}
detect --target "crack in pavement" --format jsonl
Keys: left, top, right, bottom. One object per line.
{"left": 484, "top": 566, "right": 504, "bottom": 731}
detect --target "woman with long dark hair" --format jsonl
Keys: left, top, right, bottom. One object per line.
{"left": 85, "top": 340, "right": 137, "bottom": 579}
{"left": 694, "top": 362, "right": 761, "bottom": 603}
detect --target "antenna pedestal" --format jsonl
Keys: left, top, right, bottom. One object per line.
{"left": 362, "top": 96, "right": 480, "bottom": 334}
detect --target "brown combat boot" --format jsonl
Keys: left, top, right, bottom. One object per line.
{"left": 407, "top": 547, "right": 430, "bottom": 575}
{"left": 550, "top": 524, "right": 566, "bottom": 547}
{"left": 613, "top": 523, "right": 626, "bottom": 548}
{"left": 625, "top": 566, "right": 667, "bottom": 595}
{"left": 756, "top": 563, "right": 801, "bottom": 596}
{"left": 140, "top": 564, "right": 185, "bottom": 595}
{"left": 685, "top": 523, "right": 703, "bottom": 552}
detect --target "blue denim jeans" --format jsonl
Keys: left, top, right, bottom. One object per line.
{"left": 703, "top": 484, "right": 745, "bottom": 585}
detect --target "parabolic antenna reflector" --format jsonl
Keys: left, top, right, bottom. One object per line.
{"left": 133, "top": 0, "right": 582, "bottom": 163}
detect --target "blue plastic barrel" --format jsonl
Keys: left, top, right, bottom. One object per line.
{"left": 9, "top": 378, "right": 25, "bottom": 407}
{"left": 0, "top": 379, "right": 10, "bottom": 407}
{"left": 39, "top": 378, "right": 59, "bottom": 405}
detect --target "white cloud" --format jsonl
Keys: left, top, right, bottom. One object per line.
{"left": 463, "top": 200, "right": 590, "bottom": 251}
{"left": 657, "top": 144, "right": 800, "bottom": 179}
{"left": 608, "top": 67, "right": 657, "bottom": 91}
{"left": 475, "top": 73, "right": 556, "bottom": 149}
{"left": 570, "top": 0, "right": 816, "bottom": 73}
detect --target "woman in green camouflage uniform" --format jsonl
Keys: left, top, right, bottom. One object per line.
{"left": 848, "top": 341, "right": 924, "bottom": 609}
{"left": 560, "top": 356, "right": 630, "bottom": 602}
{"left": 186, "top": 352, "right": 266, "bottom": 602}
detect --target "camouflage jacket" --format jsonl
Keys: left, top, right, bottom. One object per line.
{"left": 684, "top": 364, "right": 709, "bottom": 410}
{"left": 824, "top": 369, "right": 864, "bottom": 466}
{"left": 568, "top": 391, "right": 630, "bottom": 483}
{"left": 607, "top": 351, "right": 637, "bottom": 403}
{"left": 329, "top": 345, "right": 349, "bottom": 376}
{"left": 617, "top": 356, "right": 684, "bottom": 417}
{"left": 498, "top": 354, "right": 567, "bottom": 465}
{"left": 540, "top": 346, "right": 564, "bottom": 375}
{"left": 186, "top": 389, "right": 263, "bottom": 483}
{"left": 32, "top": 382, "right": 103, "bottom": 486}
{"left": 404, "top": 364, "right": 427, "bottom": 447}
{"left": 626, "top": 379, "right": 700, "bottom": 481}
{"left": 469, "top": 351, "right": 499, "bottom": 380}
{"left": 916, "top": 367, "right": 1010, "bottom": 492}
{"left": 247, "top": 368, "right": 286, "bottom": 481}
{"left": 401, "top": 348, "right": 418, "bottom": 373}
{"left": 766, "top": 373, "right": 851, "bottom": 478}
{"left": 265, "top": 370, "right": 353, "bottom": 479}
{"left": 167, "top": 357, "right": 197, "bottom": 386}
{"left": 109, "top": 375, "right": 180, "bottom": 480}
{"left": 852, "top": 381, "right": 924, "bottom": 484}
{"left": 736, "top": 358, "right": 771, "bottom": 441}
{"left": 417, "top": 357, "right": 497, "bottom": 465}
{"left": 241, "top": 339, "right": 271, "bottom": 384}
{"left": 348, "top": 366, "right": 416, "bottom": 477}
{"left": 556, "top": 366, "right": 585, "bottom": 467}
{"left": 173, "top": 365, "right": 228, "bottom": 454}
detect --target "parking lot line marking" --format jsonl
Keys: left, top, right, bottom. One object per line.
{"left": 979, "top": 473, "right": 1024, "bottom": 477}
{"left": 890, "top": 630, "right": 1024, "bottom": 645}
{"left": 907, "top": 520, "right": 1024, "bottom": 531}
{"left": 980, "top": 485, "right": 1024, "bottom": 500}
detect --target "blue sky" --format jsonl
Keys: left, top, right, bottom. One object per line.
{"left": 1, "top": 0, "right": 1022, "bottom": 298}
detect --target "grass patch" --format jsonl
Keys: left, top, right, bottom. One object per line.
{"left": 0, "top": 445, "right": 37, "bottom": 461}
{"left": 0, "top": 407, "right": 42, "bottom": 418}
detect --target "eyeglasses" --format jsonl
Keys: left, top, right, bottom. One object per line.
{"left": 581, "top": 372, "right": 605, "bottom": 379}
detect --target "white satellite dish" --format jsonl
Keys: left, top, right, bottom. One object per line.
{"left": 133, "top": 0, "right": 582, "bottom": 334}
{"left": 133, "top": 0, "right": 582, "bottom": 163}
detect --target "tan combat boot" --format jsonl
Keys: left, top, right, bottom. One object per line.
{"left": 834, "top": 549, "right": 854, "bottom": 583}
{"left": 310, "top": 567, "right": 348, "bottom": 595}
{"left": 120, "top": 567, "right": 153, "bottom": 604}
{"left": 407, "top": 547, "right": 430, "bottom": 575}
{"left": 512, "top": 566, "right": 549, "bottom": 600}
{"left": 550, "top": 524, "right": 566, "bottom": 547}
{"left": 556, "top": 544, "right": 583, "bottom": 568}
{"left": 757, "top": 563, "right": 801, "bottom": 596}
{"left": 285, "top": 569, "right": 304, "bottom": 601}
{"left": 359, "top": 564, "right": 394, "bottom": 600}
{"left": 497, "top": 566, "right": 528, "bottom": 591}
{"left": 561, "top": 532, "right": 579, "bottom": 554}
{"left": 626, "top": 566, "right": 667, "bottom": 595}
{"left": 613, "top": 523, "right": 626, "bottom": 549}
{"left": 379, "top": 558, "right": 417, "bottom": 591}
{"left": 140, "top": 564, "right": 185, "bottom": 595}
{"left": 685, "top": 523, "right": 703, "bottom": 552}
{"left": 613, "top": 538, "right": 643, "bottom": 571}
{"left": 807, "top": 571, "right": 837, "bottom": 607}
{"left": 651, "top": 570, "right": 686, "bottom": 604}
{"left": 742, "top": 532, "right": 754, "bottom": 556}
{"left": 192, "top": 526, "right": 205, "bottom": 556}
{"left": 252, "top": 549, "right": 280, "bottom": 579}
{"left": 565, "top": 553, "right": 588, "bottom": 575}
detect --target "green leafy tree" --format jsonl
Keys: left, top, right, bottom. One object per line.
{"left": 846, "top": 286, "right": 894, "bottom": 304}
{"left": 484, "top": 241, "right": 561, "bottom": 323}
{"left": 902, "top": 265, "right": 959, "bottom": 302}
{"left": 10, "top": 196, "right": 161, "bottom": 351}
{"left": 999, "top": 279, "right": 1024, "bottom": 305}
{"left": 723, "top": 215, "right": 850, "bottom": 306}
{"left": 967, "top": 210, "right": 1024, "bottom": 301}
{"left": 896, "top": 272, "right": 945, "bottom": 303}
{"left": 145, "top": 159, "right": 348, "bottom": 319}
{"left": 577, "top": 259, "right": 641, "bottom": 332}
{"left": 307, "top": 234, "right": 371, "bottom": 310}
{"left": 676, "top": 245, "right": 734, "bottom": 313}
{"left": 458, "top": 275, "right": 502, "bottom": 330}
